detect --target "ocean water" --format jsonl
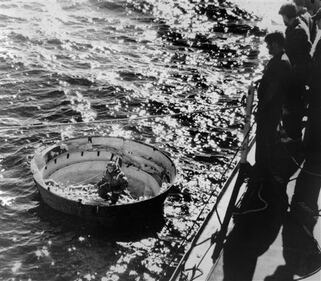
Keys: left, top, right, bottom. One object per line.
{"left": 0, "top": 0, "right": 281, "bottom": 280}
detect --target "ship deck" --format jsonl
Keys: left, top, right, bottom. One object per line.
{"left": 169, "top": 142, "right": 321, "bottom": 281}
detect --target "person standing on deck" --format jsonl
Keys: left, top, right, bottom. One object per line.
{"left": 255, "top": 32, "right": 292, "bottom": 179}
{"left": 267, "top": 15, "right": 321, "bottom": 276}
{"left": 293, "top": 6, "right": 321, "bottom": 238}
{"left": 294, "top": 0, "right": 317, "bottom": 42}
{"left": 279, "top": 3, "right": 312, "bottom": 142}
{"left": 268, "top": 10, "right": 321, "bottom": 280}
{"left": 287, "top": 11, "right": 321, "bottom": 277}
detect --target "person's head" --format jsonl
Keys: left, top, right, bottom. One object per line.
{"left": 279, "top": 3, "right": 298, "bottom": 26}
{"left": 312, "top": 7, "right": 321, "bottom": 28}
{"left": 265, "top": 32, "right": 285, "bottom": 56}
{"left": 106, "top": 161, "right": 118, "bottom": 173}
{"left": 305, "top": 0, "right": 321, "bottom": 14}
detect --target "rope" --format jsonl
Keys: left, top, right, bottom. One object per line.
{"left": 0, "top": 105, "right": 244, "bottom": 132}
{"left": 232, "top": 184, "right": 268, "bottom": 216}
{"left": 0, "top": 90, "right": 245, "bottom": 280}
{"left": 231, "top": 119, "right": 321, "bottom": 217}
{"left": 163, "top": 85, "right": 316, "bottom": 280}
{"left": 230, "top": 120, "right": 321, "bottom": 219}
{"left": 0, "top": 113, "right": 176, "bottom": 131}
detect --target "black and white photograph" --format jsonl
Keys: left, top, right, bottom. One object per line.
{"left": 0, "top": 0, "right": 320, "bottom": 280}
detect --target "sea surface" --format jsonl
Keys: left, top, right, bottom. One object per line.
{"left": 0, "top": 0, "right": 282, "bottom": 280}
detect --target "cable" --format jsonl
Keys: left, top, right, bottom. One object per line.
{"left": 0, "top": 105, "right": 245, "bottom": 132}
{"left": 1, "top": 92, "right": 250, "bottom": 280}
{"left": 232, "top": 184, "right": 268, "bottom": 216}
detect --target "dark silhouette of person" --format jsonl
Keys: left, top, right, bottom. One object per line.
{"left": 266, "top": 9, "right": 321, "bottom": 280}
{"left": 294, "top": 0, "right": 317, "bottom": 42}
{"left": 279, "top": 3, "right": 312, "bottom": 142}
{"left": 278, "top": 10, "right": 321, "bottom": 278}
{"left": 227, "top": 11, "right": 321, "bottom": 280}
{"left": 264, "top": 154, "right": 321, "bottom": 280}
{"left": 221, "top": 32, "right": 297, "bottom": 281}
{"left": 255, "top": 32, "right": 292, "bottom": 180}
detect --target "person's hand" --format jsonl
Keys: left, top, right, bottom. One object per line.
{"left": 252, "top": 79, "right": 261, "bottom": 88}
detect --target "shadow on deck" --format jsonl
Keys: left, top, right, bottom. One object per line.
{"left": 169, "top": 141, "right": 321, "bottom": 281}
{"left": 214, "top": 142, "right": 321, "bottom": 281}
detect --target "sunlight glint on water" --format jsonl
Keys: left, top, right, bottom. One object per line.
{"left": 0, "top": 0, "right": 273, "bottom": 280}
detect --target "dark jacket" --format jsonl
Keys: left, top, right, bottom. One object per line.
{"left": 298, "top": 8, "right": 317, "bottom": 43}
{"left": 255, "top": 52, "right": 292, "bottom": 175}
{"left": 257, "top": 52, "right": 292, "bottom": 120}
{"left": 97, "top": 168, "right": 128, "bottom": 195}
{"left": 285, "top": 18, "right": 312, "bottom": 69}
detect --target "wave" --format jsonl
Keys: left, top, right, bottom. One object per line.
{"left": 127, "top": 0, "right": 265, "bottom": 52}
